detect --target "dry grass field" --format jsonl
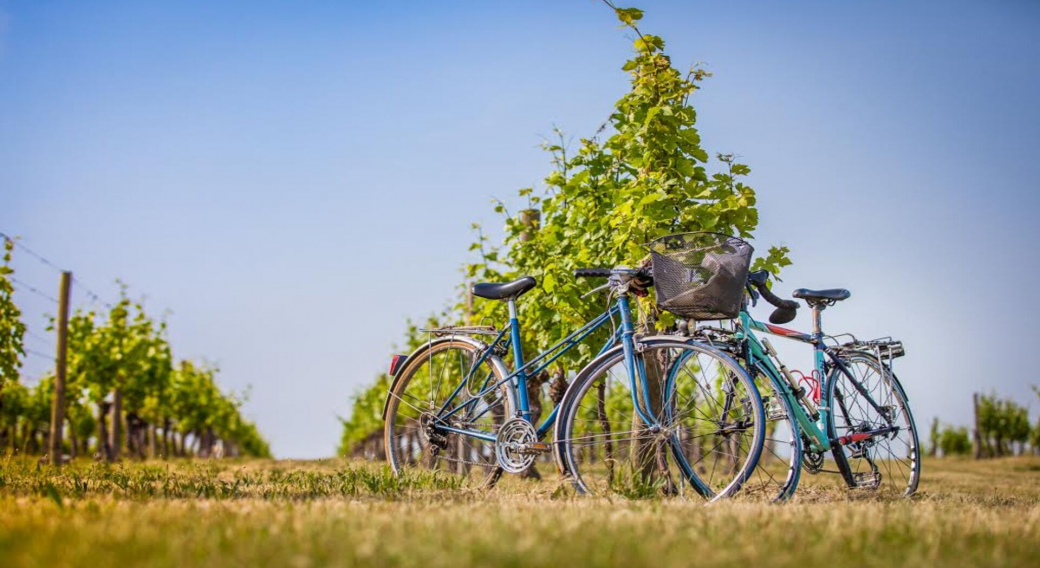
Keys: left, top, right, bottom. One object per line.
{"left": 0, "top": 456, "right": 1037, "bottom": 567}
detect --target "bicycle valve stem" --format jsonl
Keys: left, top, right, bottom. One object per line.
{"left": 761, "top": 339, "right": 820, "bottom": 420}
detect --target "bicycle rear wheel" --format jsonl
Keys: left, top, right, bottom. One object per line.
{"left": 384, "top": 338, "right": 514, "bottom": 488}
{"left": 825, "top": 352, "right": 920, "bottom": 496}
{"left": 556, "top": 339, "right": 765, "bottom": 501}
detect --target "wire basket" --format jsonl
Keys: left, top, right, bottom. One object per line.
{"left": 647, "top": 232, "right": 754, "bottom": 320}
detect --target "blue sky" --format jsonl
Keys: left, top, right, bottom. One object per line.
{"left": 2, "top": 0, "right": 1038, "bottom": 458}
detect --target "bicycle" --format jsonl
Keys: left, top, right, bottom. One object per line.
{"left": 382, "top": 265, "right": 767, "bottom": 501}
{"left": 694, "top": 268, "right": 921, "bottom": 497}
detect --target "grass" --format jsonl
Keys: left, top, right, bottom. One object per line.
{"left": 0, "top": 456, "right": 1037, "bottom": 567}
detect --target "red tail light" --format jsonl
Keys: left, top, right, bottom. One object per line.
{"left": 388, "top": 354, "right": 408, "bottom": 377}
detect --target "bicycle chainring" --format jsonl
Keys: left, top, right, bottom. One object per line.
{"left": 495, "top": 418, "right": 538, "bottom": 474}
{"left": 803, "top": 450, "right": 825, "bottom": 474}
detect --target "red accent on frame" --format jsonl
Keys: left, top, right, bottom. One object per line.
{"left": 839, "top": 433, "right": 873, "bottom": 445}
{"left": 765, "top": 324, "right": 803, "bottom": 337}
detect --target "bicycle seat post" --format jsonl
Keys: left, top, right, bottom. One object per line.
{"left": 811, "top": 304, "right": 824, "bottom": 340}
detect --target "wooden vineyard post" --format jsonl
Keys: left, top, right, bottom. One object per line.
{"left": 519, "top": 209, "right": 540, "bottom": 242}
{"left": 48, "top": 271, "right": 72, "bottom": 465}
{"left": 973, "top": 392, "right": 983, "bottom": 459}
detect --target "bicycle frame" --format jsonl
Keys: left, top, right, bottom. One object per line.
{"left": 736, "top": 312, "right": 831, "bottom": 453}
{"left": 431, "top": 293, "right": 658, "bottom": 444}
{"left": 736, "top": 310, "right": 891, "bottom": 454}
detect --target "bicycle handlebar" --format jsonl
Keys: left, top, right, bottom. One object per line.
{"left": 574, "top": 268, "right": 613, "bottom": 278}
{"left": 574, "top": 267, "right": 653, "bottom": 298}
{"left": 748, "top": 270, "right": 799, "bottom": 310}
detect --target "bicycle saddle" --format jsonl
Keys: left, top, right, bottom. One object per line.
{"left": 472, "top": 276, "right": 537, "bottom": 300}
{"left": 792, "top": 288, "right": 851, "bottom": 304}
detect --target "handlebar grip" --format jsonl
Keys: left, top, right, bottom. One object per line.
{"left": 574, "top": 268, "right": 612, "bottom": 279}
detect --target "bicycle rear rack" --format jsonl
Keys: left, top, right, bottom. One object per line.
{"left": 689, "top": 325, "right": 741, "bottom": 354}
{"left": 420, "top": 325, "right": 499, "bottom": 337}
{"left": 835, "top": 337, "right": 905, "bottom": 360}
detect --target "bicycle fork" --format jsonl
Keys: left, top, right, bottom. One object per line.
{"left": 617, "top": 295, "right": 659, "bottom": 427}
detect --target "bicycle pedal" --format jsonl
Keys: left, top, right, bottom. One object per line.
{"left": 529, "top": 442, "right": 552, "bottom": 453}
{"left": 764, "top": 397, "right": 787, "bottom": 421}
{"left": 852, "top": 471, "right": 881, "bottom": 489}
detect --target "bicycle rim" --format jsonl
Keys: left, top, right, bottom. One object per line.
{"left": 384, "top": 339, "right": 514, "bottom": 488}
{"left": 558, "top": 339, "right": 765, "bottom": 501}
{"left": 743, "top": 368, "right": 802, "bottom": 501}
{"left": 826, "top": 353, "right": 920, "bottom": 496}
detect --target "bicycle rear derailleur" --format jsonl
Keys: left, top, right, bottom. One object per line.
{"left": 420, "top": 413, "right": 449, "bottom": 451}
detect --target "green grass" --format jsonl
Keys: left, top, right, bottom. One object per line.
{"left": 0, "top": 456, "right": 1037, "bottom": 567}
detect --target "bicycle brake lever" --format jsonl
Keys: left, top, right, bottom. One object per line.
{"left": 746, "top": 283, "right": 759, "bottom": 307}
{"left": 581, "top": 283, "right": 610, "bottom": 298}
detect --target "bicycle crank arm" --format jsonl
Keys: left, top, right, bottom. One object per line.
{"left": 517, "top": 441, "right": 553, "bottom": 455}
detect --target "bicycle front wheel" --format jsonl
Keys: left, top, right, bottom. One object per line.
{"left": 557, "top": 339, "right": 765, "bottom": 501}
{"left": 745, "top": 367, "right": 803, "bottom": 501}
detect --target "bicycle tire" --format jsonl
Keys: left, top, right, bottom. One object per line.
{"left": 825, "top": 352, "right": 920, "bottom": 496}
{"left": 555, "top": 338, "right": 765, "bottom": 501}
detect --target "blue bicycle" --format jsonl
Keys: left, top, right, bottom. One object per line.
{"left": 383, "top": 265, "right": 767, "bottom": 500}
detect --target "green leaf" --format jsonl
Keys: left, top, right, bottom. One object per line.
{"left": 542, "top": 272, "right": 557, "bottom": 293}
{"left": 644, "top": 106, "right": 660, "bottom": 125}
{"left": 633, "top": 35, "right": 664, "bottom": 53}
{"left": 639, "top": 192, "right": 664, "bottom": 205}
{"left": 615, "top": 7, "right": 644, "bottom": 26}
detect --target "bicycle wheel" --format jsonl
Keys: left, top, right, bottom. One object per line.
{"left": 557, "top": 338, "right": 765, "bottom": 501}
{"left": 744, "top": 368, "right": 802, "bottom": 501}
{"left": 384, "top": 338, "right": 515, "bottom": 488}
{"left": 825, "top": 352, "right": 920, "bottom": 496}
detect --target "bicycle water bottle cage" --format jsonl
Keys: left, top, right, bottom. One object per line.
{"left": 791, "top": 370, "right": 822, "bottom": 404}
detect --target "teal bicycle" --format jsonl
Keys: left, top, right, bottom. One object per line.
{"left": 693, "top": 266, "right": 921, "bottom": 498}
{"left": 383, "top": 263, "right": 769, "bottom": 500}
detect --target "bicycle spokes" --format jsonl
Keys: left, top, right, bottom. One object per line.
{"left": 828, "top": 355, "right": 920, "bottom": 496}
{"left": 560, "top": 341, "right": 764, "bottom": 500}
{"left": 385, "top": 341, "right": 512, "bottom": 486}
